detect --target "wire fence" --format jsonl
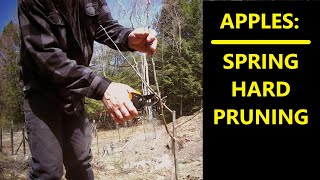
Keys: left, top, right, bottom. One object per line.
{"left": 90, "top": 109, "right": 203, "bottom": 179}
{"left": 0, "top": 108, "right": 203, "bottom": 179}
{"left": 0, "top": 125, "right": 28, "bottom": 157}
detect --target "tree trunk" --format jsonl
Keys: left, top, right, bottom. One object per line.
{"left": 141, "top": 54, "right": 153, "bottom": 121}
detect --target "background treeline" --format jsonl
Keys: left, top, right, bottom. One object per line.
{"left": 0, "top": 0, "right": 202, "bottom": 128}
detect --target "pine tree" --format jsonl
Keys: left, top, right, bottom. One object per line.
{"left": 155, "top": 0, "right": 203, "bottom": 116}
{"left": 0, "top": 21, "right": 23, "bottom": 127}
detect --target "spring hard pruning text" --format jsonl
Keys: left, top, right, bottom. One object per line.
{"left": 211, "top": 13, "right": 309, "bottom": 125}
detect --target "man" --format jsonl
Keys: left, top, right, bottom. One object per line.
{"left": 18, "top": 0, "right": 157, "bottom": 179}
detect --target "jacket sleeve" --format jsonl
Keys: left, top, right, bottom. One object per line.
{"left": 94, "top": 0, "right": 135, "bottom": 52}
{"left": 18, "top": 0, "right": 110, "bottom": 100}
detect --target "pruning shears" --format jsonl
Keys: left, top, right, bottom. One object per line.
{"left": 129, "top": 91, "right": 159, "bottom": 111}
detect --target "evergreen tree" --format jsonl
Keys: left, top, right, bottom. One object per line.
{"left": 0, "top": 21, "right": 23, "bottom": 127}
{"left": 155, "top": 0, "right": 203, "bottom": 116}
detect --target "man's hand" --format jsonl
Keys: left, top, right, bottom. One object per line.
{"left": 101, "top": 82, "right": 139, "bottom": 124}
{"left": 128, "top": 27, "right": 158, "bottom": 56}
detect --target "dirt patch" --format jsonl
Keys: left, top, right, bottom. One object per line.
{"left": 0, "top": 112, "right": 203, "bottom": 179}
{"left": 91, "top": 112, "right": 203, "bottom": 180}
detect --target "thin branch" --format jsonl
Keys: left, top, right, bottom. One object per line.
{"left": 130, "top": 52, "right": 140, "bottom": 73}
{"left": 116, "top": 0, "right": 136, "bottom": 28}
{"left": 146, "top": 0, "right": 151, "bottom": 29}
{"left": 99, "top": 25, "right": 174, "bottom": 140}
{"left": 100, "top": 25, "right": 162, "bottom": 103}
{"left": 151, "top": 58, "right": 161, "bottom": 98}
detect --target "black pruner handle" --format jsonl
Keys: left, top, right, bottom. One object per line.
{"left": 129, "top": 92, "right": 145, "bottom": 111}
{"left": 129, "top": 92, "right": 157, "bottom": 111}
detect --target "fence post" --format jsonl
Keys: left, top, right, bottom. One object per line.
{"left": 96, "top": 129, "right": 99, "bottom": 155}
{"left": 11, "top": 126, "right": 14, "bottom": 155}
{"left": 0, "top": 127, "right": 2, "bottom": 153}
{"left": 23, "top": 127, "right": 26, "bottom": 155}
{"left": 172, "top": 110, "right": 179, "bottom": 180}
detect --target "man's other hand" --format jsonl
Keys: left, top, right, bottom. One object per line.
{"left": 102, "top": 83, "right": 139, "bottom": 124}
{"left": 128, "top": 27, "right": 158, "bottom": 56}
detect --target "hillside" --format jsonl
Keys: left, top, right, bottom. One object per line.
{"left": 0, "top": 112, "right": 203, "bottom": 180}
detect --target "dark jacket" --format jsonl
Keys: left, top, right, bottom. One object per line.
{"left": 18, "top": 0, "right": 133, "bottom": 101}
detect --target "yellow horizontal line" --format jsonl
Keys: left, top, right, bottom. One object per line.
{"left": 211, "top": 40, "right": 311, "bottom": 45}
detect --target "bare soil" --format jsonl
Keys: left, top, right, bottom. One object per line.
{"left": 0, "top": 112, "right": 203, "bottom": 180}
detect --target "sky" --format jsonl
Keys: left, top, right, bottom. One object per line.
{"left": 0, "top": 0, "right": 161, "bottom": 33}
{"left": 0, "top": 0, "right": 17, "bottom": 32}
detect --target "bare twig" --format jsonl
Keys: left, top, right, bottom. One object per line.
{"left": 146, "top": 0, "right": 151, "bottom": 29}
{"left": 130, "top": 52, "right": 140, "bottom": 73}
{"left": 99, "top": 25, "right": 175, "bottom": 144}
{"left": 151, "top": 58, "right": 161, "bottom": 98}
{"left": 116, "top": 0, "right": 136, "bottom": 28}
{"left": 99, "top": 25, "right": 174, "bottom": 116}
